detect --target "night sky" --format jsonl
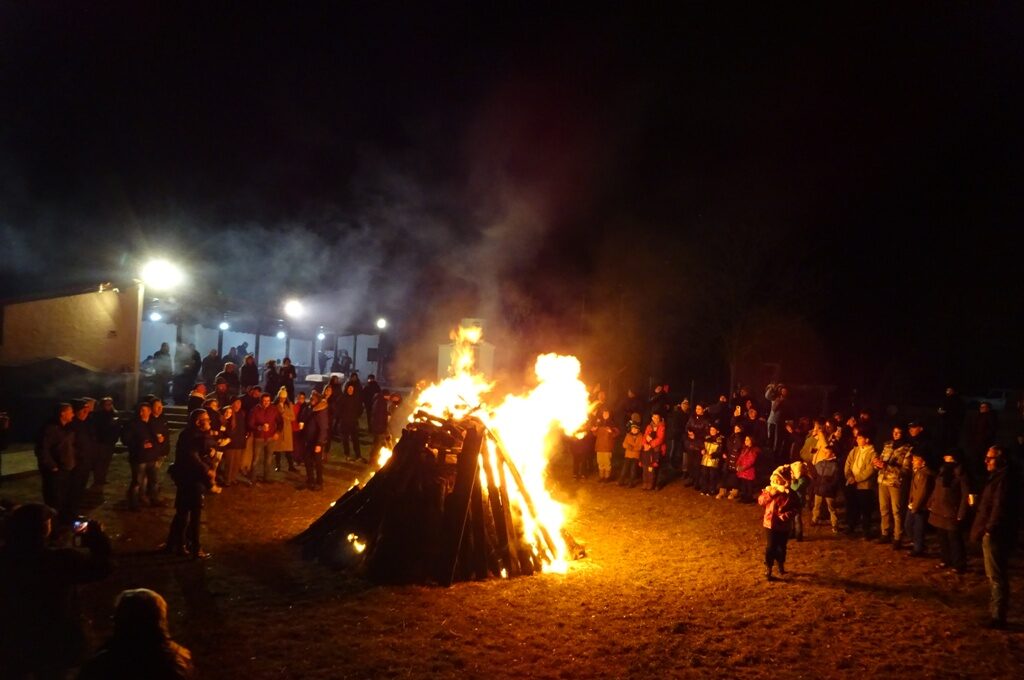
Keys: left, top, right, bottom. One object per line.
{"left": 1, "top": 3, "right": 1022, "bottom": 402}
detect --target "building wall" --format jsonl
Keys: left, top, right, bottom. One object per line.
{"left": 0, "top": 284, "right": 143, "bottom": 373}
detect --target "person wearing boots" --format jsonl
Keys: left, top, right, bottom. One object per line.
{"left": 758, "top": 466, "right": 800, "bottom": 581}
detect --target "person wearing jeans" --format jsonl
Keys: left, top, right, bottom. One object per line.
{"left": 246, "top": 393, "right": 281, "bottom": 483}
{"left": 970, "top": 446, "right": 1019, "bottom": 628}
{"left": 905, "top": 453, "right": 934, "bottom": 556}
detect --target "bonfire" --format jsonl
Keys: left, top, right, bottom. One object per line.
{"left": 293, "top": 325, "right": 589, "bottom": 585}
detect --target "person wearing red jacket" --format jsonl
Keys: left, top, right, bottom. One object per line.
{"left": 758, "top": 467, "right": 801, "bottom": 581}
{"left": 641, "top": 413, "right": 666, "bottom": 490}
{"left": 247, "top": 393, "right": 281, "bottom": 483}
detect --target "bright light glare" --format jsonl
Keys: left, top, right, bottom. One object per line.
{"left": 276, "top": 330, "right": 286, "bottom": 339}
{"left": 149, "top": 312, "right": 162, "bottom": 322}
{"left": 376, "top": 317, "right": 387, "bottom": 330}
{"left": 140, "top": 259, "right": 184, "bottom": 291}
{"left": 219, "top": 321, "right": 230, "bottom": 331}
{"left": 317, "top": 332, "right": 326, "bottom": 341}
{"left": 283, "top": 299, "right": 304, "bottom": 318}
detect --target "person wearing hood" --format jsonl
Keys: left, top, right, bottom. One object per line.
{"left": 970, "top": 445, "right": 1020, "bottom": 629}
{"left": 165, "top": 409, "right": 221, "bottom": 558}
{"left": 214, "top": 362, "right": 240, "bottom": 401}
{"left": 303, "top": 390, "right": 331, "bottom": 490}
{"left": 927, "top": 447, "right": 971, "bottom": 574}
{"left": 338, "top": 382, "right": 365, "bottom": 463}
{"left": 758, "top": 466, "right": 801, "bottom": 581}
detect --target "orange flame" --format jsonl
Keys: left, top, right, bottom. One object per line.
{"left": 412, "top": 325, "right": 588, "bottom": 572}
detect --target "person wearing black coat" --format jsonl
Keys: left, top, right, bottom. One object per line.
{"left": 125, "top": 402, "right": 160, "bottom": 510}
{"left": 338, "top": 383, "right": 365, "bottom": 462}
{"left": 362, "top": 374, "right": 382, "bottom": 419}
{"left": 165, "top": 410, "right": 217, "bottom": 558}
{"left": 970, "top": 446, "right": 1020, "bottom": 628}
{"left": 927, "top": 448, "right": 971, "bottom": 573}
{"left": 239, "top": 355, "right": 259, "bottom": 392}
{"left": 264, "top": 360, "right": 281, "bottom": 398}
{"left": 279, "top": 357, "right": 297, "bottom": 401}
{"left": 35, "top": 403, "right": 76, "bottom": 523}
{"left": 303, "top": 391, "right": 330, "bottom": 490}
{"left": 67, "top": 399, "right": 98, "bottom": 521}
{"left": 93, "top": 397, "right": 122, "bottom": 487}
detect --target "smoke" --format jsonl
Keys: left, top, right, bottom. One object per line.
{"left": 0, "top": 223, "right": 46, "bottom": 275}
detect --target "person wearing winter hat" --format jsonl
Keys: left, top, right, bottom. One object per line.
{"left": 758, "top": 466, "right": 801, "bottom": 581}
{"left": 272, "top": 386, "right": 297, "bottom": 473}
{"left": 927, "top": 447, "right": 971, "bottom": 573}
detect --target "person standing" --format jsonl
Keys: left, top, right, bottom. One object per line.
{"left": 590, "top": 408, "right": 620, "bottom": 482}
{"left": 874, "top": 425, "right": 913, "bottom": 547}
{"left": 970, "top": 445, "right": 1019, "bottom": 628}
{"left": 758, "top": 466, "right": 800, "bottom": 581}
{"left": 280, "top": 357, "right": 298, "bottom": 401}
{"left": 220, "top": 399, "right": 248, "bottom": 487}
{"left": 92, "top": 396, "right": 121, "bottom": 488}
{"left": 264, "top": 360, "right": 282, "bottom": 398}
{"left": 905, "top": 452, "right": 935, "bottom": 557}
{"left": 124, "top": 402, "right": 159, "bottom": 511}
{"left": 362, "top": 374, "right": 382, "bottom": 424}
{"left": 272, "top": 387, "right": 297, "bottom": 473}
{"left": 618, "top": 421, "right": 643, "bottom": 487}
{"left": 34, "top": 402, "right": 76, "bottom": 523}
{"left": 927, "top": 448, "right": 971, "bottom": 574}
{"left": 239, "top": 354, "right": 259, "bottom": 393}
{"left": 735, "top": 435, "right": 761, "bottom": 503}
{"left": 699, "top": 424, "right": 724, "bottom": 496}
{"left": 844, "top": 431, "right": 878, "bottom": 539}
{"left": 152, "top": 342, "right": 173, "bottom": 400}
{"left": 967, "top": 402, "right": 999, "bottom": 482}
{"left": 67, "top": 398, "right": 97, "bottom": 519}
{"left": 215, "top": 362, "right": 241, "bottom": 401}
{"left": 937, "top": 386, "right": 965, "bottom": 450}
{"left": 811, "top": 446, "right": 842, "bottom": 532}
{"left": 201, "top": 349, "right": 221, "bottom": 389}
{"left": 764, "top": 382, "right": 789, "bottom": 456}
{"left": 338, "top": 383, "right": 365, "bottom": 463}
{"left": 368, "top": 389, "right": 393, "bottom": 468}
{"left": 640, "top": 413, "right": 665, "bottom": 491}
{"left": 165, "top": 410, "right": 217, "bottom": 558}
{"left": 303, "top": 390, "right": 330, "bottom": 490}
{"left": 247, "top": 392, "right": 281, "bottom": 482}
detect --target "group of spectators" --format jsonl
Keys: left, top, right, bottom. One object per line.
{"left": 31, "top": 353, "right": 403, "bottom": 556}
{"left": 578, "top": 382, "right": 1021, "bottom": 629}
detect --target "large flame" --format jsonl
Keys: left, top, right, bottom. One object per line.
{"left": 407, "top": 325, "right": 589, "bottom": 572}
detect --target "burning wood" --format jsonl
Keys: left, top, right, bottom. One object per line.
{"left": 292, "top": 411, "right": 585, "bottom": 584}
{"left": 293, "top": 324, "right": 591, "bottom": 585}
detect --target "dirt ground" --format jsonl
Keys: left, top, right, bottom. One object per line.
{"left": 2, "top": 439, "right": 1023, "bottom": 680}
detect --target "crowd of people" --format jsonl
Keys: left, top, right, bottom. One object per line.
{"left": 29, "top": 351, "right": 403, "bottom": 558}
{"left": 576, "top": 382, "right": 1021, "bottom": 629}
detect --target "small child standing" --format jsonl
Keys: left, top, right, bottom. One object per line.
{"left": 758, "top": 467, "right": 801, "bottom": 581}
{"left": 619, "top": 421, "right": 644, "bottom": 487}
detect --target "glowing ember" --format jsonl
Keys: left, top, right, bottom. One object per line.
{"left": 412, "top": 325, "right": 589, "bottom": 572}
{"left": 346, "top": 533, "right": 366, "bottom": 554}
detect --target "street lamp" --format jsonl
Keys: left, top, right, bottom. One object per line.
{"left": 140, "top": 259, "right": 184, "bottom": 291}
{"left": 284, "top": 299, "right": 305, "bottom": 318}
{"left": 276, "top": 330, "right": 287, "bottom": 340}
{"left": 219, "top": 321, "right": 230, "bottom": 331}
{"left": 376, "top": 317, "right": 387, "bottom": 330}
{"left": 149, "top": 311, "right": 162, "bottom": 322}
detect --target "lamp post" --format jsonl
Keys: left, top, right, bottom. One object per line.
{"left": 376, "top": 317, "right": 387, "bottom": 382}
{"left": 134, "top": 258, "right": 185, "bottom": 404}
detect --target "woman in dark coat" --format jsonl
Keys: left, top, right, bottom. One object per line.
{"left": 165, "top": 410, "right": 216, "bottom": 558}
{"left": 303, "top": 390, "right": 330, "bottom": 490}
{"left": 927, "top": 448, "right": 971, "bottom": 573}
{"left": 264, "top": 360, "right": 281, "bottom": 399}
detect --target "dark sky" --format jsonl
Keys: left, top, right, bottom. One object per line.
{"left": 1, "top": 3, "right": 1022, "bottom": 401}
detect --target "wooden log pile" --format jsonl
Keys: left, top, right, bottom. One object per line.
{"left": 290, "top": 410, "right": 585, "bottom": 585}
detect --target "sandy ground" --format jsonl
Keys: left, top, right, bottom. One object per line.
{"left": 2, "top": 440, "right": 1023, "bottom": 680}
